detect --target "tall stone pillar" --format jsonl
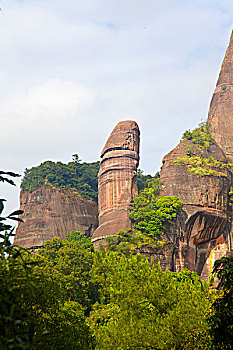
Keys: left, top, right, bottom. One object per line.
{"left": 92, "top": 120, "right": 140, "bottom": 248}
{"left": 208, "top": 30, "right": 233, "bottom": 162}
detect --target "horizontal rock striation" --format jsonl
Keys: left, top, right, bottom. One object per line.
{"left": 92, "top": 120, "right": 140, "bottom": 248}
{"left": 14, "top": 186, "right": 98, "bottom": 249}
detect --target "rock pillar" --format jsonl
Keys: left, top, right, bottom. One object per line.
{"left": 92, "top": 120, "right": 140, "bottom": 248}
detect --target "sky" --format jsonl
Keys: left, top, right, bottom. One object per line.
{"left": 0, "top": 0, "right": 233, "bottom": 216}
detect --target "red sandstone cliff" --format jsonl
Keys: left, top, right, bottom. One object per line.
{"left": 146, "top": 31, "right": 233, "bottom": 279}
{"left": 14, "top": 32, "right": 233, "bottom": 282}
{"left": 92, "top": 120, "right": 140, "bottom": 248}
{"left": 14, "top": 186, "right": 98, "bottom": 249}
{"left": 159, "top": 139, "right": 231, "bottom": 279}
{"left": 208, "top": 30, "right": 233, "bottom": 162}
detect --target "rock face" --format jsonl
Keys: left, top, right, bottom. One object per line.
{"left": 146, "top": 31, "right": 233, "bottom": 280}
{"left": 14, "top": 187, "right": 98, "bottom": 249}
{"left": 208, "top": 30, "right": 233, "bottom": 162}
{"left": 92, "top": 121, "right": 140, "bottom": 248}
{"left": 159, "top": 139, "right": 231, "bottom": 279}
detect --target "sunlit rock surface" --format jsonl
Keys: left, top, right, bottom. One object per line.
{"left": 208, "top": 30, "right": 233, "bottom": 163}
{"left": 14, "top": 187, "right": 98, "bottom": 249}
{"left": 92, "top": 120, "right": 140, "bottom": 248}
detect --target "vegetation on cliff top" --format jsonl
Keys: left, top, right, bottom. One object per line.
{"left": 21, "top": 154, "right": 99, "bottom": 202}
{"left": 181, "top": 120, "right": 213, "bottom": 150}
{"left": 173, "top": 154, "right": 231, "bottom": 177}
{"left": 21, "top": 158, "right": 156, "bottom": 202}
{"left": 174, "top": 120, "right": 232, "bottom": 177}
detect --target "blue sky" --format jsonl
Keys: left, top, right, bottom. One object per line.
{"left": 0, "top": 0, "right": 233, "bottom": 214}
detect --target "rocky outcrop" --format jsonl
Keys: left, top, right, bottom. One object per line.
{"left": 14, "top": 187, "right": 98, "bottom": 249}
{"left": 146, "top": 31, "right": 233, "bottom": 280}
{"left": 92, "top": 121, "right": 140, "bottom": 248}
{"left": 159, "top": 139, "right": 231, "bottom": 280}
{"left": 208, "top": 30, "right": 233, "bottom": 163}
{"left": 13, "top": 32, "right": 233, "bottom": 282}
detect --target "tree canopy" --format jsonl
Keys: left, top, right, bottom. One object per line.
{"left": 208, "top": 256, "right": 233, "bottom": 350}
{"left": 89, "top": 251, "right": 213, "bottom": 350}
{"left": 129, "top": 178, "right": 183, "bottom": 242}
{"left": 21, "top": 156, "right": 99, "bottom": 202}
{"left": 1, "top": 169, "right": 231, "bottom": 350}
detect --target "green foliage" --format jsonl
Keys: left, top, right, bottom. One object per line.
{"left": 209, "top": 256, "right": 233, "bottom": 350}
{"left": 0, "top": 231, "right": 36, "bottom": 349}
{"left": 66, "top": 231, "right": 94, "bottom": 251}
{"left": 1, "top": 171, "right": 94, "bottom": 349}
{"left": 136, "top": 169, "right": 159, "bottom": 193}
{"left": 0, "top": 170, "right": 21, "bottom": 187}
{"left": 21, "top": 156, "right": 99, "bottom": 202}
{"left": 174, "top": 120, "right": 233, "bottom": 177}
{"left": 0, "top": 235, "right": 94, "bottom": 350}
{"left": 105, "top": 229, "right": 159, "bottom": 257}
{"left": 0, "top": 171, "right": 23, "bottom": 232}
{"left": 0, "top": 171, "right": 32, "bottom": 349}
{"left": 181, "top": 120, "right": 213, "bottom": 150}
{"left": 173, "top": 155, "right": 231, "bottom": 177}
{"left": 89, "top": 251, "right": 213, "bottom": 349}
{"left": 36, "top": 236, "right": 98, "bottom": 315}
{"left": 228, "top": 187, "right": 233, "bottom": 206}
{"left": 129, "top": 179, "right": 183, "bottom": 242}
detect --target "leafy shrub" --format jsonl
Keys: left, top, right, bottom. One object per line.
{"left": 89, "top": 251, "right": 213, "bottom": 350}
{"left": 105, "top": 229, "right": 160, "bottom": 257}
{"left": 173, "top": 155, "right": 231, "bottom": 177}
{"left": 209, "top": 256, "right": 233, "bottom": 350}
{"left": 129, "top": 178, "right": 183, "bottom": 242}
{"left": 136, "top": 169, "right": 160, "bottom": 193}
{"left": 175, "top": 120, "right": 233, "bottom": 177}
{"left": 181, "top": 121, "right": 213, "bottom": 150}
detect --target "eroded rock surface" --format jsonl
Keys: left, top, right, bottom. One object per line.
{"left": 149, "top": 31, "right": 233, "bottom": 279}
{"left": 159, "top": 139, "right": 231, "bottom": 279}
{"left": 14, "top": 187, "right": 98, "bottom": 249}
{"left": 92, "top": 120, "right": 140, "bottom": 248}
{"left": 208, "top": 30, "right": 233, "bottom": 163}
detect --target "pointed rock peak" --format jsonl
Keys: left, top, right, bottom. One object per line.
{"left": 208, "top": 30, "right": 233, "bottom": 162}
{"left": 216, "top": 30, "right": 233, "bottom": 86}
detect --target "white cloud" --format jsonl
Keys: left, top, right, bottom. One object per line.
{"left": 0, "top": 0, "right": 233, "bottom": 214}
{"left": 2, "top": 79, "right": 95, "bottom": 129}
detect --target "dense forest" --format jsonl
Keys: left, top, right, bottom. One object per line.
{"left": 1, "top": 123, "right": 233, "bottom": 349}
{"left": 20, "top": 154, "right": 159, "bottom": 203}
{"left": 21, "top": 155, "right": 100, "bottom": 202}
{"left": 1, "top": 170, "right": 233, "bottom": 349}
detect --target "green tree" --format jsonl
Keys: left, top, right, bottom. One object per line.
{"left": 136, "top": 169, "right": 159, "bottom": 193}
{"left": 129, "top": 179, "right": 183, "bottom": 242}
{"left": 89, "top": 251, "right": 213, "bottom": 349}
{"left": 21, "top": 157, "right": 99, "bottom": 202}
{"left": 0, "top": 171, "right": 94, "bottom": 349}
{"left": 36, "top": 236, "right": 98, "bottom": 315}
{"left": 0, "top": 170, "right": 33, "bottom": 349}
{"left": 181, "top": 120, "right": 213, "bottom": 150}
{"left": 66, "top": 231, "right": 94, "bottom": 250}
{"left": 105, "top": 229, "right": 160, "bottom": 257}
{"left": 209, "top": 256, "right": 233, "bottom": 350}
